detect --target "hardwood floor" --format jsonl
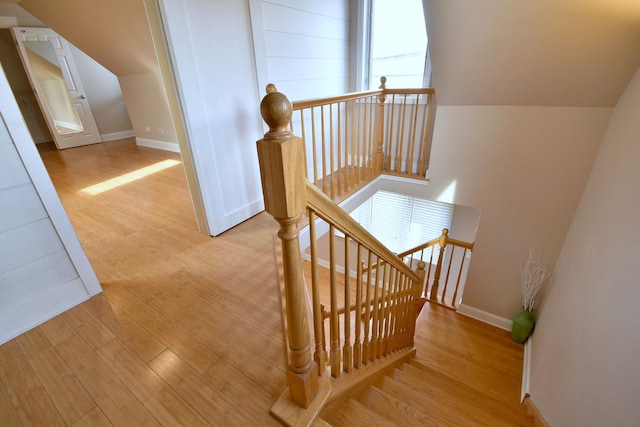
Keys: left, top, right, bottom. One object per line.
{"left": 0, "top": 139, "right": 530, "bottom": 426}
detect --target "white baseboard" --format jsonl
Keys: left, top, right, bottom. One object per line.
{"left": 101, "top": 130, "right": 135, "bottom": 142}
{"left": 521, "top": 336, "right": 532, "bottom": 402}
{"left": 456, "top": 304, "right": 512, "bottom": 331}
{"left": 136, "top": 137, "right": 180, "bottom": 153}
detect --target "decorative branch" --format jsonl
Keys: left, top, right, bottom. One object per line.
{"left": 520, "top": 245, "right": 549, "bottom": 312}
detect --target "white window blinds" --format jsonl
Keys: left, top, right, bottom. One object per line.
{"left": 349, "top": 190, "right": 453, "bottom": 254}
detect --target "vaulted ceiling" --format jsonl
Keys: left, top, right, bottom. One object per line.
{"left": 9, "top": 0, "right": 156, "bottom": 76}
{"left": 425, "top": 0, "right": 640, "bottom": 106}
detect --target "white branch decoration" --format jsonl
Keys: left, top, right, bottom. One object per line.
{"left": 520, "top": 245, "right": 549, "bottom": 312}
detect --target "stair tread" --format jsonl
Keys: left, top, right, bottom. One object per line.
{"left": 312, "top": 418, "right": 333, "bottom": 427}
{"left": 380, "top": 376, "right": 483, "bottom": 426}
{"left": 391, "top": 368, "right": 531, "bottom": 427}
{"left": 405, "top": 361, "right": 533, "bottom": 425}
{"left": 330, "top": 399, "right": 397, "bottom": 427}
{"left": 357, "top": 385, "right": 448, "bottom": 427}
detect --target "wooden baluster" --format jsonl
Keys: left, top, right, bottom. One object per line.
{"left": 350, "top": 99, "right": 356, "bottom": 189}
{"left": 320, "top": 105, "right": 328, "bottom": 195}
{"left": 329, "top": 225, "right": 340, "bottom": 378}
{"left": 320, "top": 304, "right": 328, "bottom": 358}
{"left": 371, "top": 258, "right": 383, "bottom": 360}
{"left": 299, "top": 110, "right": 309, "bottom": 179}
{"left": 256, "top": 84, "right": 317, "bottom": 407}
{"left": 396, "top": 94, "right": 408, "bottom": 173}
{"left": 419, "top": 93, "right": 434, "bottom": 177}
{"left": 396, "top": 274, "right": 407, "bottom": 349}
{"left": 376, "top": 262, "right": 389, "bottom": 358}
{"left": 329, "top": 103, "right": 335, "bottom": 200}
{"left": 390, "top": 271, "right": 402, "bottom": 352}
{"left": 430, "top": 228, "right": 449, "bottom": 304}
{"left": 355, "top": 98, "right": 362, "bottom": 184}
{"left": 386, "top": 93, "right": 395, "bottom": 171}
{"left": 362, "top": 251, "right": 373, "bottom": 364}
{"left": 407, "top": 94, "right": 420, "bottom": 175}
{"left": 452, "top": 248, "right": 469, "bottom": 309}
{"left": 354, "top": 247, "right": 363, "bottom": 368}
{"left": 374, "top": 76, "right": 387, "bottom": 173}
{"left": 310, "top": 107, "right": 319, "bottom": 187}
{"left": 441, "top": 245, "right": 455, "bottom": 306}
{"left": 343, "top": 234, "right": 352, "bottom": 373}
{"left": 382, "top": 267, "right": 395, "bottom": 355}
{"left": 337, "top": 102, "right": 343, "bottom": 196}
{"left": 308, "top": 209, "right": 326, "bottom": 376}
{"left": 426, "top": 245, "right": 435, "bottom": 298}
{"left": 409, "top": 262, "right": 427, "bottom": 346}
{"left": 366, "top": 95, "right": 373, "bottom": 177}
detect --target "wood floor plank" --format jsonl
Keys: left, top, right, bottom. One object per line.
{"left": 102, "top": 284, "right": 219, "bottom": 374}
{"left": 27, "top": 346, "right": 96, "bottom": 425}
{"left": 39, "top": 315, "right": 77, "bottom": 347}
{"left": 149, "top": 349, "right": 257, "bottom": 426}
{"left": 83, "top": 294, "right": 167, "bottom": 363}
{"left": 71, "top": 407, "right": 114, "bottom": 427}
{"left": 62, "top": 304, "right": 117, "bottom": 351}
{"left": 97, "top": 339, "right": 208, "bottom": 426}
{"left": 0, "top": 341, "right": 66, "bottom": 426}
{"left": 0, "top": 378, "right": 22, "bottom": 427}
{"left": 202, "top": 358, "right": 281, "bottom": 426}
{"left": 55, "top": 335, "right": 161, "bottom": 426}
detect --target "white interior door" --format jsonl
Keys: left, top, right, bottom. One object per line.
{"left": 12, "top": 27, "right": 102, "bottom": 149}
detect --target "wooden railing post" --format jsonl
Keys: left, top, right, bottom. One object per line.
{"left": 410, "top": 262, "right": 427, "bottom": 346}
{"left": 373, "top": 76, "right": 387, "bottom": 173}
{"left": 256, "top": 84, "right": 318, "bottom": 408}
{"left": 430, "top": 228, "right": 449, "bottom": 303}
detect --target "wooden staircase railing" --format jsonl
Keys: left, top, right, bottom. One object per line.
{"left": 396, "top": 228, "right": 474, "bottom": 309}
{"left": 257, "top": 84, "right": 429, "bottom": 425}
{"left": 291, "top": 77, "right": 436, "bottom": 202}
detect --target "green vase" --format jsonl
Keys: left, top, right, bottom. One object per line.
{"left": 511, "top": 309, "right": 535, "bottom": 343}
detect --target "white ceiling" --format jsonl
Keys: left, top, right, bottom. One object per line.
{"left": 425, "top": 0, "right": 640, "bottom": 106}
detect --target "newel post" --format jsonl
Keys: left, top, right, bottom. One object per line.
{"left": 373, "top": 76, "right": 387, "bottom": 173}
{"left": 430, "top": 228, "right": 449, "bottom": 303}
{"left": 256, "top": 84, "right": 318, "bottom": 408}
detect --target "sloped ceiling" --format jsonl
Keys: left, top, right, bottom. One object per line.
{"left": 425, "top": 0, "right": 640, "bottom": 106}
{"left": 15, "top": 0, "right": 157, "bottom": 76}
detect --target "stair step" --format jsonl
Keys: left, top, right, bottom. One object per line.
{"left": 356, "top": 385, "right": 446, "bottom": 427}
{"left": 392, "top": 368, "right": 529, "bottom": 427}
{"left": 406, "top": 361, "right": 533, "bottom": 426}
{"left": 379, "top": 376, "right": 479, "bottom": 426}
{"left": 330, "top": 399, "right": 397, "bottom": 427}
{"left": 312, "top": 418, "right": 333, "bottom": 427}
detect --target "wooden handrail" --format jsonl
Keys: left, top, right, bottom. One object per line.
{"left": 291, "top": 77, "right": 437, "bottom": 204}
{"left": 292, "top": 90, "right": 383, "bottom": 110}
{"left": 396, "top": 233, "right": 474, "bottom": 259}
{"left": 305, "top": 181, "right": 420, "bottom": 283}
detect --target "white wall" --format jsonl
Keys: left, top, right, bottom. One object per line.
{"left": 530, "top": 67, "right": 640, "bottom": 426}
{"left": 416, "top": 105, "right": 612, "bottom": 320}
{"left": 250, "top": 0, "right": 349, "bottom": 101}
{"left": 0, "top": 63, "right": 100, "bottom": 344}
{"left": 119, "top": 71, "right": 178, "bottom": 148}
{"left": 70, "top": 44, "right": 133, "bottom": 138}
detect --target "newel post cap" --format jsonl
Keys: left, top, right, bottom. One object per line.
{"left": 260, "top": 84, "right": 292, "bottom": 139}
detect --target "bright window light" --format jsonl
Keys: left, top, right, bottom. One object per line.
{"left": 369, "top": 0, "right": 428, "bottom": 88}
{"left": 81, "top": 159, "right": 181, "bottom": 195}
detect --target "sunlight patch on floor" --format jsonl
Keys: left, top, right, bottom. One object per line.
{"left": 81, "top": 159, "right": 181, "bottom": 195}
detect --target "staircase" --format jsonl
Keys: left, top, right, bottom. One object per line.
{"left": 319, "top": 359, "right": 534, "bottom": 426}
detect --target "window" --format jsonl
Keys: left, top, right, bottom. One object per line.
{"left": 349, "top": 190, "right": 453, "bottom": 254}
{"left": 364, "top": 0, "right": 428, "bottom": 89}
